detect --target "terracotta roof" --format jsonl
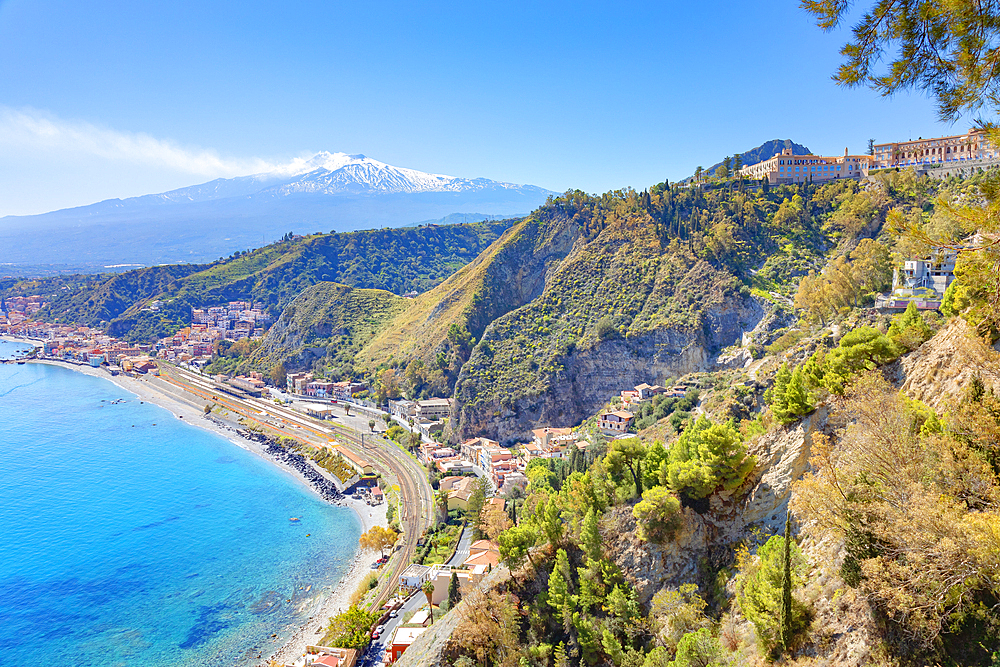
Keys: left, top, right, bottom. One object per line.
{"left": 470, "top": 539, "right": 498, "bottom": 553}
{"left": 464, "top": 549, "right": 501, "bottom": 568}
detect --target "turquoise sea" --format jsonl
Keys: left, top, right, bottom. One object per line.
{"left": 0, "top": 340, "right": 360, "bottom": 666}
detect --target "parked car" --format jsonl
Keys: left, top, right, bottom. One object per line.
{"left": 389, "top": 610, "right": 398, "bottom": 618}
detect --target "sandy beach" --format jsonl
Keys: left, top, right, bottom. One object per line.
{"left": 4, "top": 345, "right": 388, "bottom": 667}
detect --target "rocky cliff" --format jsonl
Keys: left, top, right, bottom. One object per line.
{"left": 604, "top": 408, "right": 826, "bottom": 605}
{"left": 888, "top": 317, "right": 1000, "bottom": 409}
{"left": 451, "top": 245, "right": 767, "bottom": 443}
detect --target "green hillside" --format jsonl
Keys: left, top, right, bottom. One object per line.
{"left": 250, "top": 173, "right": 938, "bottom": 440}
{"left": 4, "top": 219, "right": 517, "bottom": 341}
{"left": 247, "top": 207, "right": 585, "bottom": 393}
{"left": 247, "top": 282, "right": 409, "bottom": 378}
{"left": 449, "top": 173, "right": 940, "bottom": 441}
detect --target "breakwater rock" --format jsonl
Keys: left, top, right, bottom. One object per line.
{"left": 263, "top": 441, "right": 344, "bottom": 503}
{"left": 211, "top": 417, "right": 345, "bottom": 504}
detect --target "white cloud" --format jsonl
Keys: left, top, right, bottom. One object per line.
{"left": 0, "top": 106, "right": 283, "bottom": 177}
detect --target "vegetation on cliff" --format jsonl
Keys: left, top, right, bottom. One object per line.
{"left": 450, "top": 173, "right": 933, "bottom": 441}
{"left": 241, "top": 282, "right": 408, "bottom": 379}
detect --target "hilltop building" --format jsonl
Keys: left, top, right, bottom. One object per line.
{"left": 739, "top": 148, "right": 870, "bottom": 184}
{"left": 872, "top": 129, "right": 995, "bottom": 168}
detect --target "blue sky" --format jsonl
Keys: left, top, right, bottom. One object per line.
{"left": 0, "top": 0, "right": 964, "bottom": 216}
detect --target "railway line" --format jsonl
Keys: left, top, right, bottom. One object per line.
{"left": 154, "top": 363, "right": 434, "bottom": 609}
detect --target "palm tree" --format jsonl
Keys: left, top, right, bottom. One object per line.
{"left": 421, "top": 580, "right": 435, "bottom": 624}
{"left": 434, "top": 489, "right": 450, "bottom": 524}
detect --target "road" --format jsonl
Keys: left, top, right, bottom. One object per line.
{"left": 155, "top": 363, "right": 435, "bottom": 611}
{"left": 360, "top": 525, "right": 473, "bottom": 666}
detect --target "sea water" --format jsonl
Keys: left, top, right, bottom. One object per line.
{"left": 0, "top": 340, "right": 360, "bottom": 666}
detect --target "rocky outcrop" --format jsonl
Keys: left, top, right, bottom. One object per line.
{"left": 742, "top": 407, "right": 827, "bottom": 534}
{"left": 603, "top": 503, "right": 712, "bottom": 606}
{"left": 453, "top": 289, "right": 767, "bottom": 444}
{"left": 886, "top": 317, "right": 1000, "bottom": 410}
{"left": 605, "top": 408, "right": 826, "bottom": 604}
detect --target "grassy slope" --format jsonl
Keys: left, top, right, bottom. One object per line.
{"left": 352, "top": 211, "right": 583, "bottom": 372}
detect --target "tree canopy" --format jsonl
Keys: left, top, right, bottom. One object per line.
{"left": 804, "top": 0, "right": 1000, "bottom": 121}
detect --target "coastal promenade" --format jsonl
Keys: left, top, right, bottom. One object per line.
{"left": 155, "top": 363, "right": 435, "bottom": 610}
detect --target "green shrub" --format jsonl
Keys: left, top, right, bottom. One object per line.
{"left": 671, "top": 628, "right": 724, "bottom": 667}
{"left": 767, "top": 363, "right": 816, "bottom": 424}
{"left": 663, "top": 417, "right": 755, "bottom": 499}
{"left": 322, "top": 605, "right": 380, "bottom": 649}
{"left": 632, "top": 487, "right": 682, "bottom": 543}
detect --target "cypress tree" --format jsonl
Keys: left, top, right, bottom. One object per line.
{"left": 780, "top": 510, "right": 793, "bottom": 652}
{"left": 448, "top": 570, "right": 462, "bottom": 608}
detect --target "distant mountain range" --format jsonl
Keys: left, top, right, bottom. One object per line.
{"left": 0, "top": 153, "right": 557, "bottom": 275}
{"left": 692, "top": 140, "right": 812, "bottom": 180}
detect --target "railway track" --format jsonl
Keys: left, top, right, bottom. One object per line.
{"left": 154, "top": 363, "right": 434, "bottom": 609}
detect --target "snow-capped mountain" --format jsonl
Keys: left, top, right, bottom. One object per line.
{"left": 149, "top": 152, "right": 542, "bottom": 201}
{"left": 0, "top": 153, "right": 557, "bottom": 272}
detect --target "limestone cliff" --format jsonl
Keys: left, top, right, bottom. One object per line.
{"left": 604, "top": 408, "right": 826, "bottom": 605}
{"left": 451, "top": 249, "right": 767, "bottom": 443}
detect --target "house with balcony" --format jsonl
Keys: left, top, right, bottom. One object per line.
{"left": 598, "top": 409, "right": 634, "bottom": 435}
{"left": 896, "top": 250, "right": 957, "bottom": 298}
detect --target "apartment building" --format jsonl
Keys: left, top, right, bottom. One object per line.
{"left": 416, "top": 398, "right": 453, "bottom": 420}
{"left": 739, "top": 148, "right": 870, "bottom": 184}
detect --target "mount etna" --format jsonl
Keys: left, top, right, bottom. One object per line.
{"left": 0, "top": 152, "right": 555, "bottom": 275}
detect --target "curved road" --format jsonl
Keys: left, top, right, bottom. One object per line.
{"left": 155, "top": 363, "right": 434, "bottom": 609}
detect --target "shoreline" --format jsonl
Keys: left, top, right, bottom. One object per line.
{"left": 4, "top": 349, "right": 387, "bottom": 667}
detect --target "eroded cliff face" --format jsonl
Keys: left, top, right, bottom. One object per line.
{"left": 887, "top": 317, "right": 1000, "bottom": 409}
{"left": 605, "top": 408, "right": 826, "bottom": 605}
{"left": 453, "top": 293, "right": 766, "bottom": 444}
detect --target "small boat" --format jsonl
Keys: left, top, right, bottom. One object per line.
{"left": 289, "top": 517, "right": 301, "bottom": 522}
